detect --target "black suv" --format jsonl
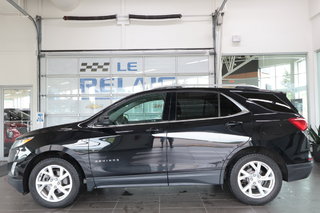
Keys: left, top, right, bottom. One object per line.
{"left": 7, "top": 86, "right": 312, "bottom": 208}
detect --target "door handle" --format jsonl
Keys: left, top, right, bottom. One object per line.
{"left": 145, "top": 128, "right": 162, "bottom": 133}
{"left": 225, "top": 121, "right": 243, "bottom": 127}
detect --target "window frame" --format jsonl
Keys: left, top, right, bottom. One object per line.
{"left": 111, "top": 95, "right": 166, "bottom": 125}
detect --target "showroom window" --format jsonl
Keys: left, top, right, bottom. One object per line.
{"left": 0, "top": 88, "right": 32, "bottom": 158}
{"left": 222, "top": 55, "right": 308, "bottom": 118}
{"left": 41, "top": 51, "right": 213, "bottom": 127}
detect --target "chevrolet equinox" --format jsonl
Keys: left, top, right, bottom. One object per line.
{"left": 7, "top": 86, "right": 312, "bottom": 208}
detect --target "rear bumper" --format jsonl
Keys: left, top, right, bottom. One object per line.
{"left": 285, "top": 162, "right": 313, "bottom": 182}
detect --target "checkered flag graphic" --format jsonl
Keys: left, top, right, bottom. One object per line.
{"left": 80, "top": 62, "right": 110, "bottom": 73}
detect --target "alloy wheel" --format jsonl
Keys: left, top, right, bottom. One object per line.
{"left": 35, "top": 165, "right": 73, "bottom": 202}
{"left": 237, "top": 160, "right": 275, "bottom": 199}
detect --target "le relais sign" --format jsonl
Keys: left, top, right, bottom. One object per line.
{"left": 79, "top": 59, "right": 175, "bottom": 94}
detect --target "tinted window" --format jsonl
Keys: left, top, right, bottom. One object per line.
{"left": 176, "top": 92, "right": 219, "bottom": 120}
{"left": 220, "top": 95, "right": 242, "bottom": 116}
{"left": 108, "top": 93, "right": 166, "bottom": 125}
{"left": 176, "top": 92, "right": 243, "bottom": 120}
{"left": 236, "top": 92, "right": 294, "bottom": 113}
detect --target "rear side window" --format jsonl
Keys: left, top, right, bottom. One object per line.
{"left": 176, "top": 92, "right": 242, "bottom": 120}
{"left": 235, "top": 92, "right": 294, "bottom": 113}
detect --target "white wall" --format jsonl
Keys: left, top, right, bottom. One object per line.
{"left": 26, "top": 0, "right": 313, "bottom": 53}
{"left": 310, "top": 0, "right": 320, "bottom": 51}
{"left": 35, "top": 0, "right": 214, "bottom": 50}
{"left": 309, "top": 0, "right": 320, "bottom": 126}
{"left": 0, "top": 14, "right": 38, "bottom": 130}
{"left": 222, "top": 0, "right": 312, "bottom": 54}
{"left": 0, "top": 16, "right": 36, "bottom": 84}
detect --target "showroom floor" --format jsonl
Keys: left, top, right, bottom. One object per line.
{"left": 0, "top": 163, "right": 319, "bottom": 213}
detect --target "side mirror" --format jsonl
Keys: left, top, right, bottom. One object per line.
{"left": 95, "top": 116, "right": 111, "bottom": 127}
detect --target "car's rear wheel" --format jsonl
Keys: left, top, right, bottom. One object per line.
{"left": 29, "top": 158, "right": 81, "bottom": 208}
{"left": 229, "top": 154, "right": 282, "bottom": 205}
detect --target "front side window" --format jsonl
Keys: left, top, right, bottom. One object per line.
{"left": 108, "top": 93, "right": 166, "bottom": 125}
{"left": 175, "top": 92, "right": 242, "bottom": 120}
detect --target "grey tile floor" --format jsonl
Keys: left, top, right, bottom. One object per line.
{"left": 0, "top": 163, "right": 319, "bottom": 213}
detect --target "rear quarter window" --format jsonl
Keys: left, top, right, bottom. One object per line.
{"left": 235, "top": 92, "right": 295, "bottom": 113}
{"left": 220, "top": 95, "right": 242, "bottom": 116}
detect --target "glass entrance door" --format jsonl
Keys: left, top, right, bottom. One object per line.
{"left": 1, "top": 88, "right": 31, "bottom": 158}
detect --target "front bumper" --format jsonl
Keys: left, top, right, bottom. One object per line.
{"left": 285, "top": 162, "right": 313, "bottom": 182}
{"left": 7, "top": 146, "right": 34, "bottom": 194}
{"left": 7, "top": 174, "right": 25, "bottom": 194}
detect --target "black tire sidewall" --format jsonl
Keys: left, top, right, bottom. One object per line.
{"left": 229, "top": 154, "right": 282, "bottom": 205}
{"left": 28, "top": 158, "right": 81, "bottom": 208}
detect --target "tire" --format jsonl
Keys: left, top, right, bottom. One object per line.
{"left": 28, "top": 158, "right": 81, "bottom": 208}
{"left": 229, "top": 154, "right": 282, "bottom": 205}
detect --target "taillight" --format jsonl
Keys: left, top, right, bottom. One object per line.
{"left": 288, "top": 117, "right": 308, "bottom": 131}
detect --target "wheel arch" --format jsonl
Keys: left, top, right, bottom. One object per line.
{"left": 221, "top": 146, "right": 288, "bottom": 184}
{"left": 23, "top": 148, "right": 90, "bottom": 194}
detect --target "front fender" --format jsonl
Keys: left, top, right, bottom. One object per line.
{"left": 34, "top": 144, "right": 92, "bottom": 179}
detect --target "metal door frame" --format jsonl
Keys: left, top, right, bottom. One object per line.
{"left": 0, "top": 86, "right": 33, "bottom": 160}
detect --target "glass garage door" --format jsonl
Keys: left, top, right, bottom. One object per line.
{"left": 40, "top": 50, "right": 214, "bottom": 127}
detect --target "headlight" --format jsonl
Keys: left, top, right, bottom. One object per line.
{"left": 12, "top": 137, "right": 34, "bottom": 149}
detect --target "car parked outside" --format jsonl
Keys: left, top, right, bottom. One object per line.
{"left": 7, "top": 86, "right": 312, "bottom": 208}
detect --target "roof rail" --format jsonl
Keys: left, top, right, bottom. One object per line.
{"left": 209, "top": 84, "right": 259, "bottom": 89}
{"left": 234, "top": 85, "right": 259, "bottom": 90}
{"left": 150, "top": 86, "right": 183, "bottom": 90}
{"left": 148, "top": 84, "right": 259, "bottom": 91}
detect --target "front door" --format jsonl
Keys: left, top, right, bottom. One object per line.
{"left": 166, "top": 90, "right": 252, "bottom": 185}
{"left": 88, "top": 92, "right": 170, "bottom": 187}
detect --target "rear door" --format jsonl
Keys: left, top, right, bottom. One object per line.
{"left": 166, "top": 90, "right": 252, "bottom": 185}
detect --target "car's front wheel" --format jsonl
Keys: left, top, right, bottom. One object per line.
{"left": 29, "top": 158, "right": 81, "bottom": 208}
{"left": 229, "top": 154, "right": 282, "bottom": 205}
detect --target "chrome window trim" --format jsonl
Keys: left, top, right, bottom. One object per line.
{"left": 90, "top": 110, "right": 250, "bottom": 129}
{"left": 220, "top": 93, "right": 249, "bottom": 112}
{"left": 89, "top": 92, "right": 249, "bottom": 129}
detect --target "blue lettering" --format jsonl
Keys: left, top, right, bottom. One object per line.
{"left": 151, "top": 77, "right": 157, "bottom": 85}
{"left": 80, "top": 78, "right": 97, "bottom": 93}
{"left": 117, "top": 62, "right": 126, "bottom": 72}
{"left": 80, "top": 77, "right": 175, "bottom": 94}
{"left": 127, "top": 62, "right": 137, "bottom": 71}
{"left": 117, "top": 78, "right": 123, "bottom": 88}
{"left": 158, "top": 77, "right": 176, "bottom": 83}
{"left": 134, "top": 78, "right": 144, "bottom": 86}
{"left": 100, "top": 78, "right": 113, "bottom": 92}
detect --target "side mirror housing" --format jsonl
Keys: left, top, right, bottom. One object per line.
{"left": 95, "top": 116, "right": 111, "bottom": 127}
